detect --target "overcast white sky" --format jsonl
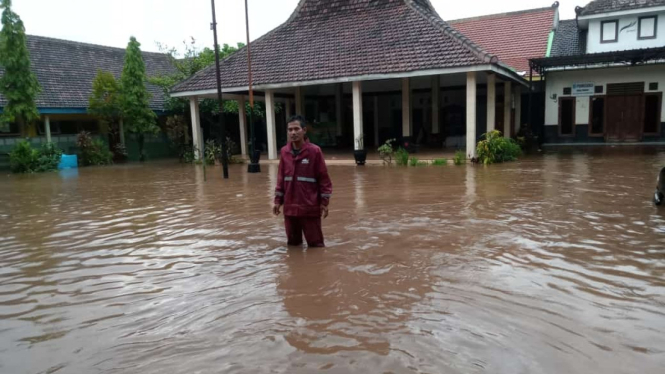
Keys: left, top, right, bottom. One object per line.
{"left": 13, "top": 0, "right": 589, "bottom": 54}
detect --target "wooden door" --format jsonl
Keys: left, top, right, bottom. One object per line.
{"left": 623, "top": 95, "right": 643, "bottom": 142}
{"left": 605, "top": 96, "right": 624, "bottom": 142}
{"left": 605, "top": 82, "right": 645, "bottom": 142}
{"left": 605, "top": 95, "right": 643, "bottom": 141}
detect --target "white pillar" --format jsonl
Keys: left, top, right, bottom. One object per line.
{"left": 466, "top": 72, "right": 477, "bottom": 159}
{"left": 352, "top": 81, "right": 364, "bottom": 150}
{"left": 265, "top": 90, "right": 278, "bottom": 160}
{"left": 504, "top": 82, "right": 512, "bottom": 138}
{"left": 486, "top": 73, "right": 496, "bottom": 132}
{"left": 402, "top": 78, "right": 411, "bottom": 138}
{"left": 285, "top": 99, "right": 292, "bottom": 119}
{"left": 238, "top": 96, "right": 248, "bottom": 157}
{"left": 44, "top": 116, "right": 52, "bottom": 143}
{"left": 335, "top": 83, "right": 344, "bottom": 137}
{"left": 118, "top": 118, "right": 126, "bottom": 146}
{"left": 431, "top": 75, "right": 440, "bottom": 134}
{"left": 373, "top": 96, "right": 379, "bottom": 147}
{"left": 295, "top": 87, "right": 304, "bottom": 116}
{"left": 189, "top": 97, "right": 203, "bottom": 160}
{"left": 514, "top": 86, "right": 522, "bottom": 134}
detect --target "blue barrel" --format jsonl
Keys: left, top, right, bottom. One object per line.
{"left": 58, "top": 154, "right": 78, "bottom": 170}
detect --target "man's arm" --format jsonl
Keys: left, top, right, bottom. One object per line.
{"left": 273, "top": 153, "right": 285, "bottom": 215}
{"left": 316, "top": 149, "right": 332, "bottom": 217}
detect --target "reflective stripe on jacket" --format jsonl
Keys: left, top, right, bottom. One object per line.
{"left": 274, "top": 141, "right": 333, "bottom": 217}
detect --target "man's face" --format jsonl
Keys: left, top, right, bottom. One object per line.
{"left": 287, "top": 121, "right": 306, "bottom": 143}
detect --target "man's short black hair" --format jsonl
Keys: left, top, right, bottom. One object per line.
{"left": 287, "top": 115, "right": 307, "bottom": 129}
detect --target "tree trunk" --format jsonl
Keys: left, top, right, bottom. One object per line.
{"left": 17, "top": 118, "right": 26, "bottom": 138}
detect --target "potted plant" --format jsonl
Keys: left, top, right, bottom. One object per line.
{"left": 353, "top": 135, "right": 367, "bottom": 165}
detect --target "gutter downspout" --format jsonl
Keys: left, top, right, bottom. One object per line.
{"left": 546, "top": 30, "right": 555, "bottom": 57}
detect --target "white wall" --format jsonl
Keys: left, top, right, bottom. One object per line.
{"left": 587, "top": 11, "right": 665, "bottom": 53}
{"left": 544, "top": 65, "right": 665, "bottom": 126}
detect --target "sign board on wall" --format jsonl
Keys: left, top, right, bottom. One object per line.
{"left": 572, "top": 82, "right": 594, "bottom": 96}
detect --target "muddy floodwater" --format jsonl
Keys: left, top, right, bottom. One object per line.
{"left": 1, "top": 148, "right": 665, "bottom": 373}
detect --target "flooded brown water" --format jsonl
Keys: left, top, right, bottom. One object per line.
{"left": 1, "top": 148, "right": 665, "bottom": 374}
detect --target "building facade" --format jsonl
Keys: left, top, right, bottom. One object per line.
{"left": 0, "top": 35, "right": 177, "bottom": 162}
{"left": 533, "top": 0, "right": 665, "bottom": 144}
{"left": 170, "top": 0, "right": 530, "bottom": 160}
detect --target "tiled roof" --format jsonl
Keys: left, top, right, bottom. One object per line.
{"left": 171, "top": 0, "right": 499, "bottom": 94}
{"left": 577, "top": 0, "right": 665, "bottom": 16}
{"left": 550, "top": 20, "right": 587, "bottom": 57}
{"left": 448, "top": 5, "right": 558, "bottom": 74}
{"left": 0, "top": 35, "right": 176, "bottom": 111}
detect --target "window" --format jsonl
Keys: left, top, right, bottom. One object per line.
{"left": 650, "top": 82, "right": 659, "bottom": 91}
{"left": 37, "top": 120, "right": 62, "bottom": 136}
{"left": 639, "top": 16, "right": 658, "bottom": 40}
{"left": 40, "top": 120, "right": 100, "bottom": 135}
{"left": 595, "top": 85, "right": 604, "bottom": 94}
{"left": 643, "top": 93, "right": 662, "bottom": 134}
{"left": 559, "top": 97, "right": 576, "bottom": 136}
{"left": 589, "top": 97, "right": 605, "bottom": 136}
{"left": 80, "top": 121, "right": 99, "bottom": 134}
{"left": 601, "top": 20, "right": 619, "bottom": 43}
{"left": 58, "top": 121, "right": 79, "bottom": 134}
{"left": 0, "top": 121, "right": 20, "bottom": 136}
{"left": 563, "top": 87, "right": 572, "bottom": 95}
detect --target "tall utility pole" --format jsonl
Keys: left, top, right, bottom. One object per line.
{"left": 211, "top": 0, "right": 229, "bottom": 179}
{"left": 245, "top": 0, "right": 260, "bottom": 173}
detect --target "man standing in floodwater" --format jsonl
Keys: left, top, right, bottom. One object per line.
{"left": 273, "top": 115, "right": 333, "bottom": 247}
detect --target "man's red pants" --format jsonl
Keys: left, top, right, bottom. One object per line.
{"left": 284, "top": 216, "right": 325, "bottom": 247}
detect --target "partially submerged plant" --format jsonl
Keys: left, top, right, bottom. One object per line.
{"left": 378, "top": 138, "right": 396, "bottom": 165}
{"left": 395, "top": 147, "right": 409, "bottom": 166}
{"left": 476, "top": 130, "right": 522, "bottom": 165}
{"left": 453, "top": 150, "right": 465, "bottom": 165}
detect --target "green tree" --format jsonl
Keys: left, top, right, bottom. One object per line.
{"left": 149, "top": 38, "right": 257, "bottom": 153}
{"left": 150, "top": 39, "right": 245, "bottom": 114}
{"left": 120, "top": 36, "right": 158, "bottom": 161}
{"left": 0, "top": 0, "right": 41, "bottom": 135}
{"left": 88, "top": 70, "right": 124, "bottom": 159}
{"left": 88, "top": 70, "right": 122, "bottom": 129}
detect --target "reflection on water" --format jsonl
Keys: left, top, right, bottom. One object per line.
{"left": 1, "top": 148, "right": 665, "bottom": 373}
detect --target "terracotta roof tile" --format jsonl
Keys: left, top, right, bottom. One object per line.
{"left": 171, "top": 0, "right": 498, "bottom": 94}
{"left": 448, "top": 6, "right": 557, "bottom": 74}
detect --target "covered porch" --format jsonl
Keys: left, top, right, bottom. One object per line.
{"left": 176, "top": 67, "right": 527, "bottom": 161}
{"left": 169, "top": 0, "right": 529, "bottom": 161}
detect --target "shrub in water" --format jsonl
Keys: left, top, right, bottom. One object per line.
{"left": 476, "top": 130, "right": 522, "bottom": 165}
{"left": 113, "top": 143, "right": 128, "bottom": 162}
{"left": 9, "top": 140, "right": 63, "bottom": 173}
{"left": 378, "top": 138, "right": 396, "bottom": 165}
{"left": 35, "top": 143, "right": 63, "bottom": 172}
{"left": 77, "top": 131, "right": 113, "bottom": 166}
{"left": 395, "top": 147, "right": 409, "bottom": 166}
{"left": 453, "top": 150, "right": 465, "bottom": 165}
{"left": 432, "top": 158, "right": 447, "bottom": 166}
{"left": 204, "top": 139, "right": 220, "bottom": 165}
{"left": 203, "top": 138, "right": 243, "bottom": 165}
{"left": 409, "top": 157, "right": 419, "bottom": 167}
{"left": 9, "top": 140, "right": 39, "bottom": 173}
